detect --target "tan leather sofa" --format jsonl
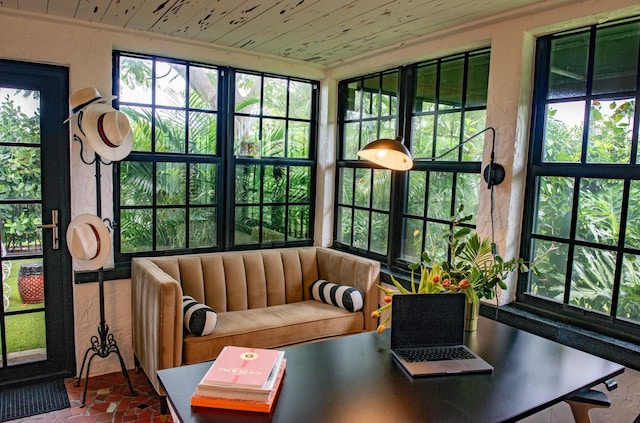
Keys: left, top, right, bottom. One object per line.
{"left": 131, "top": 246, "right": 380, "bottom": 396}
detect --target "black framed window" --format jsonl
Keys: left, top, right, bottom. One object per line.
{"left": 113, "top": 52, "right": 318, "bottom": 262}
{"left": 334, "top": 49, "right": 490, "bottom": 269}
{"left": 335, "top": 70, "right": 399, "bottom": 260}
{"left": 520, "top": 17, "right": 640, "bottom": 336}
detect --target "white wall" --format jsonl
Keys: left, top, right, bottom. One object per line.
{"left": 0, "top": 0, "right": 638, "bottom": 377}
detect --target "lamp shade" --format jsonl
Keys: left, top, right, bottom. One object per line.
{"left": 357, "top": 136, "right": 413, "bottom": 171}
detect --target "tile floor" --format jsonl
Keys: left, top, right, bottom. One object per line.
{"left": 6, "top": 370, "right": 173, "bottom": 423}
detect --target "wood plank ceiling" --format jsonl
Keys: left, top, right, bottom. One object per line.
{"left": 0, "top": 0, "right": 577, "bottom": 66}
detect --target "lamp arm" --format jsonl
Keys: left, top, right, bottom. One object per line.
{"left": 428, "top": 127, "right": 495, "bottom": 161}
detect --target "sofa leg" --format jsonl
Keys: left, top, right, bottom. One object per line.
{"left": 134, "top": 355, "right": 140, "bottom": 373}
{"left": 564, "top": 388, "right": 611, "bottom": 423}
{"left": 160, "top": 395, "right": 168, "bottom": 415}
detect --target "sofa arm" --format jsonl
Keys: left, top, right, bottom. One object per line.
{"left": 131, "top": 258, "right": 183, "bottom": 395}
{"left": 315, "top": 248, "right": 381, "bottom": 332}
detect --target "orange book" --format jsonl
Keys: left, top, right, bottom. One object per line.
{"left": 191, "top": 360, "right": 286, "bottom": 413}
{"left": 199, "top": 346, "right": 282, "bottom": 389}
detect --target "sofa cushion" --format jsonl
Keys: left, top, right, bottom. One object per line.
{"left": 309, "top": 279, "right": 364, "bottom": 312}
{"left": 182, "top": 301, "right": 363, "bottom": 364}
{"left": 183, "top": 296, "right": 218, "bottom": 336}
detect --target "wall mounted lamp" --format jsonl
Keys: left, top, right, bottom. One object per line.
{"left": 357, "top": 127, "right": 504, "bottom": 189}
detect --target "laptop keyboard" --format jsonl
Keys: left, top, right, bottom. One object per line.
{"left": 399, "top": 346, "right": 476, "bottom": 362}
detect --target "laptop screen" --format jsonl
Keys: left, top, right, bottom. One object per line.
{"left": 390, "top": 293, "right": 466, "bottom": 349}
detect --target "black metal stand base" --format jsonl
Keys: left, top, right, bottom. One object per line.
{"left": 75, "top": 322, "right": 137, "bottom": 407}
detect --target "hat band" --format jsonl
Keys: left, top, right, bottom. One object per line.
{"left": 87, "top": 224, "right": 102, "bottom": 260}
{"left": 71, "top": 96, "right": 102, "bottom": 114}
{"left": 97, "top": 114, "right": 119, "bottom": 148}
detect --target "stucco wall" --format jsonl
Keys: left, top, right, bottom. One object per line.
{"left": 0, "top": 0, "right": 638, "bottom": 389}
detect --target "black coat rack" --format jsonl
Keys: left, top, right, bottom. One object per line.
{"left": 72, "top": 130, "right": 137, "bottom": 406}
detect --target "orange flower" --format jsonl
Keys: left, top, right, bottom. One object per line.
{"left": 383, "top": 295, "right": 392, "bottom": 303}
{"left": 433, "top": 275, "right": 440, "bottom": 283}
{"left": 377, "top": 324, "right": 386, "bottom": 334}
{"left": 442, "top": 278, "right": 451, "bottom": 287}
{"left": 458, "top": 279, "right": 470, "bottom": 289}
{"left": 371, "top": 310, "right": 380, "bottom": 319}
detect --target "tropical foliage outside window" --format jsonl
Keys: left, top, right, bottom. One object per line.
{"left": 521, "top": 17, "right": 640, "bottom": 329}
{"left": 335, "top": 49, "right": 490, "bottom": 270}
{"left": 114, "top": 52, "right": 317, "bottom": 260}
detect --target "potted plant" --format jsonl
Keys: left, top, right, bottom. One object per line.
{"left": 373, "top": 206, "right": 535, "bottom": 332}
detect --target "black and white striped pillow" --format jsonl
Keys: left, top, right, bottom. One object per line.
{"left": 309, "top": 280, "right": 364, "bottom": 312}
{"left": 183, "top": 296, "right": 217, "bottom": 336}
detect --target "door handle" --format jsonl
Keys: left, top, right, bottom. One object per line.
{"left": 36, "top": 210, "right": 59, "bottom": 250}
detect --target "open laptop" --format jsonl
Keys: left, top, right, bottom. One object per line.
{"left": 390, "top": 293, "right": 493, "bottom": 377}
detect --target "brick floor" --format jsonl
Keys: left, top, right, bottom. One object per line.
{"left": 6, "top": 370, "right": 172, "bottom": 423}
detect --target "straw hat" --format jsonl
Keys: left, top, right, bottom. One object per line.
{"left": 66, "top": 214, "right": 111, "bottom": 271}
{"left": 64, "top": 87, "right": 115, "bottom": 124}
{"left": 78, "top": 103, "right": 133, "bottom": 162}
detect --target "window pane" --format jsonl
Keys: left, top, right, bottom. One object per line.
{"left": 439, "top": 57, "right": 464, "bottom": 109}
{"left": 370, "top": 212, "right": 388, "bottom": 255}
{"left": 189, "top": 111, "right": 217, "bottom": 155}
{"left": 424, "top": 221, "right": 448, "bottom": 263}
{"left": 619, "top": 254, "right": 640, "bottom": 322}
{"left": 0, "top": 88, "right": 40, "bottom": 144}
{"left": 157, "top": 162, "right": 186, "bottom": 205}
{"left": 236, "top": 165, "right": 260, "bottom": 204}
{"left": 0, "top": 146, "right": 41, "bottom": 199}
{"left": 288, "top": 205, "right": 309, "bottom": 240}
{"left": 379, "top": 118, "right": 396, "bottom": 140}
{"left": 353, "top": 209, "right": 369, "bottom": 249}
{"left": 543, "top": 102, "right": 584, "bottom": 162}
{"left": 120, "top": 161, "right": 152, "bottom": 206}
{"left": 119, "top": 56, "right": 152, "bottom": 104}
{"left": 190, "top": 207, "right": 216, "bottom": 248}
{"left": 121, "top": 106, "right": 151, "bottom": 152}
{"left": 463, "top": 110, "right": 487, "bottom": 161}
{"left": 263, "top": 76, "right": 287, "bottom": 117}
{"left": 436, "top": 112, "right": 462, "bottom": 159}
{"left": 262, "top": 118, "right": 285, "bottom": 157}
{"left": 466, "top": 53, "right": 489, "bottom": 107}
{"left": 289, "top": 80, "right": 312, "bottom": 120}
{"left": 412, "top": 115, "right": 435, "bottom": 157}
{"left": 576, "top": 178, "right": 622, "bottom": 246}
{"left": 235, "top": 73, "right": 261, "bottom": 114}
{"left": 339, "top": 168, "right": 354, "bottom": 205}
{"left": 587, "top": 99, "right": 634, "bottom": 164}
{"left": 593, "top": 22, "right": 640, "bottom": 95}
{"left": 155, "top": 61, "right": 186, "bottom": 107}
{"left": 120, "top": 209, "right": 152, "bottom": 253}
{"left": 570, "top": 246, "right": 615, "bottom": 315}
{"left": 345, "top": 81, "right": 361, "bottom": 120}
{"left": 406, "top": 171, "right": 426, "bottom": 216}
{"left": 354, "top": 168, "right": 371, "bottom": 208}
{"left": 427, "top": 172, "right": 453, "bottom": 220}
{"left": 625, "top": 180, "right": 640, "bottom": 249}
{"left": 235, "top": 205, "right": 259, "bottom": 245}
{"left": 263, "top": 165, "right": 286, "bottom": 203}
{"left": 189, "top": 66, "right": 217, "bottom": 111}
{"left": 548, "top": 32, "right": 590, "bottom": 99}
{"left": 401, "top": 217, "right": 423, "bottom": 263}
{"left": 235, "top": 116, "right": 260, "bottom": 156}
{"left": 155, "top": 109, "right": 185, "bottom": 153}
{"left": 414, "top": 64, "right": 436, "bottom": 112}
{"left": 371, "top": 169, "right": 390, "bottom": 211}
{"left": 288, "top": 121, "right": 309, "bottom": 158}
{"left": 533, "top": 176, "right": 573, "bottom": 238}
{"left": 455, "top": 173, "right": 480, "bottom": 217}
{"left": 344, "top": 122, "right": 360, "bottom": 160}
{"left": 289, "top": 166, "right": 310, "bottom": 202}
{"left": 381, "top": 72, "right": 398, "bottom": 116}
{"left": 336, "top": 206, "right": 352, "bottom": 244}
{"left": 263, "top": 205, "right": 285, "bottom": 241}
{"left": 529, "top": 239, "right": 568, "bottom": 302}
{"left": 156, "top": 208, "right": 186, "bottom": 250}
{"left": 189, "top": 163, "right": 215, "bottom": 205}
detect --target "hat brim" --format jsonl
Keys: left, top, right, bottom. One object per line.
{"left": 66, "top": 214, "right": 112, "bottom": 271}
{"left": 63, "top": 95, "right": 116, "bottom": 124}
{"left": 78, "top": 103, "right": 133, "bottom": 161}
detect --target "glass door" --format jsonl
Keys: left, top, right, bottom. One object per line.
{"left": 0, "top": 60, "right": 74, "bottom": 384}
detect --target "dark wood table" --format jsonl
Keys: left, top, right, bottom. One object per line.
{"left": 158, "top": 317, "right": 624, "bottom": 423}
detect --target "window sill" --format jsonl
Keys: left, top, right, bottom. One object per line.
{"left": 482, "top": 303, "right": 640, "bottom": 372}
